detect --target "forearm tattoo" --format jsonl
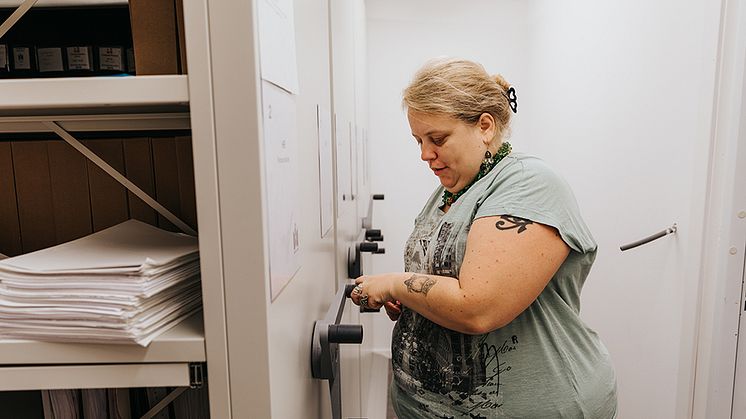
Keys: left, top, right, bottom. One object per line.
{"left": 404, "top": 274, "right": 438, "bottom": 296}
{"left": 495, "top": 215, "right": 533, "bottom": 234}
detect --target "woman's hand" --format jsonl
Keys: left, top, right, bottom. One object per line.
{"left": 384, "top": 301, "right": 402, "bottom": 321}
{"left": 349, "top": 273, "right": 402, "bottom": 310}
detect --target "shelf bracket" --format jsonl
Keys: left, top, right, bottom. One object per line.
{"left": 139, "top": 387, "right": 188, "bottom": 419}
{"left": 42, "top": 120, "right": 198, "bottom": 236}
{"left": 137, "top": 363, "right": 205, "bottom": 419}
{"left": 0, "top": 0, "right": 39, "bottom": 40}
{"left": 189, "top": 362, "right": 205, "bottom": 388}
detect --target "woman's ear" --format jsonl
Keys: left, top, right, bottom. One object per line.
{"left": 478, "top": 113, "right": 497, "bottom": 144}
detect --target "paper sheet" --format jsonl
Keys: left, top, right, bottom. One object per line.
{"left": 261, "top": 80, "right": 301, "bottom": 300}
{"left": 0, "top": 220, "right": 197, "bottom": 272}
{"left": 317, "top": 105, "right": 334, "bottom": 238}
{"left": 335, "top": 116, "right": 352, "bottom": 219}
{"left": 0, "top": 220, "right": 202, "bottom": 346}
{"left": 257, "top": 0, "right": 299, "bottom": 94}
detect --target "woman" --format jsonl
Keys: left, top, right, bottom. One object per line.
{"left": 350, "top": 58, "right": 617, "bottom": 418}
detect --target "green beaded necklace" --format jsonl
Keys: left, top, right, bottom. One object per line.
{"left": 441, "top": 141, "right": 512, "bottom": 207}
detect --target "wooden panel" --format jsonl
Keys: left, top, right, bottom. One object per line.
{"left": 172, "top": 384, "right": 211, "bottom": 419}
{"left": 81, "top": 389, "right": 107, "bottom": 419}
{"left": 107, "top": 389, "right": 131, "bottom": 419}
{"left": 146, "top": 387, "right": 171, "bottom": 419}
{"left": 176, "top": 136, "right": 197, "bottom": 231}
{"left": 48, "top": 141, "right": 92, "bottom": 244}
{"left": 12, "top": 141, "right": 56, "bottom": 253}
{"left": 123, "top": 138, "right": 158, "bottom": 226}
{"left": 82, "top": 139, "right": 129, "bottom": 232}
{"left": 129, "top": 0, "right": 179, "bottom": 75}
{"left": 152, "top": 137, "right": 181, "bottom": 232}
{"left": 41, "top": 390, "right": 81, "bottom": 419}
{"left": 0, "top": 142, "right": 21, "bottom": 256}
{"left": 0, "top": 391, "right": 44, "bottom": 418}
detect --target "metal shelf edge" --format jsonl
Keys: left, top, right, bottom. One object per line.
{"left": 0, "top": 363, "right": 191, "bottom": 391}
{"left": 0, "top": 312, "right": 206, "bottom": 365}
{"left": 0, "top": 75, "right": 190, "bottom": 112}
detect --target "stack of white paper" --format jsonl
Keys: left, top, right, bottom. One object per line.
{"left": 0, "top": 220, "right": 201, "bottom": 346}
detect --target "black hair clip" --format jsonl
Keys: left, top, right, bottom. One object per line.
{"left": 506, "top": 86, "right": 518, "bottom": 114}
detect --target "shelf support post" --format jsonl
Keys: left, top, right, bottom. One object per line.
{"left": 42, "top": 120, "right": 198, "bottom": 236}
{"left": 139, "top": 387, "right": 189, "bottom": 419}
{"left": 0, "top": 0, "right": 39, "bottom": 40}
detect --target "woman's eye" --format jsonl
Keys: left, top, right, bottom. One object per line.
{"left": 432, "top": 137, "right": 445, "bottom": 145}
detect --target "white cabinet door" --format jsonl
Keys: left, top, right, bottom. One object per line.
{"left": 732, "top": 248, "right": 746, "bottom": 418}
{"left": 330, "top": 1, "right": 367, "bottom": 417}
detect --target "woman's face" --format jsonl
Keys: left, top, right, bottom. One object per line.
{"left": 407, "top": 110, "right": 494, "bottom": 193}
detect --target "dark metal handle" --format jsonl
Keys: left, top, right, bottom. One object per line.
{"left": 359, "top": 242, "right": 378, "bottom": 253}
{"left": 620, "top": 224, "right": 677, "bottom": 251}
{"left": 365, "top": 229, "right": 381, "bottom": 238}
{"left": 328, "top": 324, "right": 363, "bottom": 344}
{"left": 311, "top": 284, "right": 369, "bottom": 419}
{"left": 366, "top": 229, "right": 384, "bottom": 242}
{"left": 372, "top": 194, "right": 385, "bottom": 200}
{"left": 344, "top": 283, "right": 357, "bottom": 298}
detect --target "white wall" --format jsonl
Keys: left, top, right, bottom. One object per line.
{"left": 366, "top": 0, "right": 531, "bottom": 352}
{"left": 522, "top": 2, "right": 721, "bottom": 417}
{"left": 366, "top": 1, "right": 723, "bottom": 417}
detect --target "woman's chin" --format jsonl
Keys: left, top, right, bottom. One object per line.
{"left": 441, "top": 182, "right": 459, "bottom": 193}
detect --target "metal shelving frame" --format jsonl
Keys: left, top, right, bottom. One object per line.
{"left": 0, "top": 1, "right": 211, "bottom": 416}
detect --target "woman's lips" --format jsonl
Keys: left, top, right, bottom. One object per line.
{"left": 432, "top": 167, "right": 446, "bottom": 175}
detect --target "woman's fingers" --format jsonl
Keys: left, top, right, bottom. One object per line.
{"left": 350, "top": 283, "right": 364, "bottom": 305}
{"left": 384, "top": 301, "right": 402, "bottom": 321}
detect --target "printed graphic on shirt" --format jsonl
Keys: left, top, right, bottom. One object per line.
{"left": 399, "top": 211, "right": 521, "bottom": 417}
{"left": 404, "top": 215, "right": 440, "bottom": 273}
{"left": 432, "top": 222, "right": 458, "bottom": 278}
{"left": 392, "top": 309, "right": 520, "bottom": 417}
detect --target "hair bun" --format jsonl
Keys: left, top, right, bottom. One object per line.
{"left": 493, "top": 74, "right": 511, "bottom": 92}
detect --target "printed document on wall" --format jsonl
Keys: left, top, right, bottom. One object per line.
{"left": 257, "top": 0, "right": 299, "bottom": 94}
{"left": 262, "top": 80, "right": 301, "bottom": 300}
{"left": 335, "top": 116, "right": 352, "bottom": 219}
{"left": 317, "top": 105, "right": 333, "bottom": 238}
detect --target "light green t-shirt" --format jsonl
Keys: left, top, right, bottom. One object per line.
{"left": 391, "top": 152, "right": 617, "bottom": 418}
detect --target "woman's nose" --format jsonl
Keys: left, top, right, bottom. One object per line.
{"left": 420, "top": 143, "right": 437, "bottom": 161}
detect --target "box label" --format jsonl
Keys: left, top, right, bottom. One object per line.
{"left": 98, "top": 47, "right": 124, "bottom": 71}
{"left": 126, "top": 48, "right": 135, "bottom": 73}
{"left": 38, "top": 48, "right": 64, "bottom": 72}
{"left": 67, "top": 47, "right": 92, "bottom": 70}
{"left": 13, "top": 47, "right": 31, "bottom": 70}
{"left": 0, "top": 45, "right": 7, "bottom": 70}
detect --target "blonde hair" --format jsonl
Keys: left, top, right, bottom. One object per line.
{"left": 402, "top": 58, "right": 513, "bottom": 140}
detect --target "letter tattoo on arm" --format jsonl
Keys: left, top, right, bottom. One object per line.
{"left": 495, "top": 215, "right": 534, "bottom": 234}
{"left": 404, "top": 274, "right": 438, "bottom": 296}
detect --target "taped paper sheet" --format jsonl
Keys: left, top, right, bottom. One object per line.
{"left": 261, "top": 80, "right": 301, "bottom": 300}
{"left": 317, "top": 105, "right": 333, "bottom": 238}
{"left": 257, "top": 0, "right": 299, "bottom": 94}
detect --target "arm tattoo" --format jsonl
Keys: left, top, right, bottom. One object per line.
{"left": 404, "top": 274, "right": 438, "bottom": 296}
{"left": 495, "top": 215, "right": 534, "bottom": 234}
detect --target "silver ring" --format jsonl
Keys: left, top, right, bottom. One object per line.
{"left": 360, "top": 295, "right": 369, "bottom": 308}
{"left": 352, "top": 284, "right": 363, "bottom": 295}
